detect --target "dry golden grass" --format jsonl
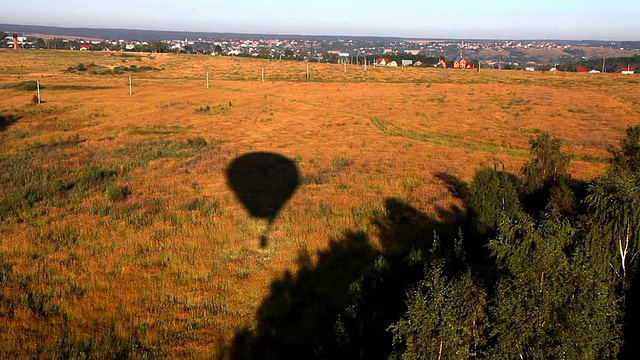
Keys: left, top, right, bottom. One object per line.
{"left": 1, "top": 49, "right": 639, "bottom": 357}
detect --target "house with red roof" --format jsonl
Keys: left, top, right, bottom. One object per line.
{"left": 452, "top": 54, "right": 474, "bottom": 69}
{"left": 376, "top": 57, "right": 390, "bottom": 66}
{"left": 621, "top": 66, "right": 635, "bottom": 75}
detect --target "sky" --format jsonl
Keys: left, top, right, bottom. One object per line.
{"left": 1, "top": 0, "right": 638, "bottom": 40}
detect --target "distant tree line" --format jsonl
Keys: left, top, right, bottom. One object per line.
{"left": 318, "top": 53, "right": 447, "bottom": 66}
{"left": 0, "top": 31, "right": 7, "bottom": 41}
{"left": 230, "top": 126, "right": 640, "bottom": 359}
{"left": 559, "top": 55, "right": 640, "bottom": 72}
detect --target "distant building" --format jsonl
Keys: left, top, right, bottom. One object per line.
{"left": 376, "top": 57, "right": 389, "bottom": 66}
{"left": 621, "top": 67, "right": 635, "bottom": 75}
{"left": 452, "top": 54, "right": 474, "bottom": 69}
{"left": 575, "top": 66, "right": 588, "bottom": 72}
{"left": 401, "top": 59, "right": 413, "bottom": 66}
{"left": 404, "top": 49, "right": 420, "bottom": 55}
{"left": 79, "top": 44, "right": 90, "bottom": 51}
{"left": 525, "top": 66, "right": 535, "bottom": 71}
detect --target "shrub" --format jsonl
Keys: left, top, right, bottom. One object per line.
{"left": 195, "top": 104, "right": 211, "bottom": 114}
{"left": 105, "top": 184, "right": 126, "bottom": 202}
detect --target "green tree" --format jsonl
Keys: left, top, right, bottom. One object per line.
{"left": 610, "top": 125, "right": 640, "bottom": 173}
{"left": 519, "top": 132, "right": 576, "bottom": 218}
{"left": 150, "top": 41, "right": 169, "bottom": 53}
{"left": 258, "top": 47, "right": 271, "bottom": 58}
{"left": 35, "top": 38, "right": 46, "bottom": 49}
{"left": 585, "top": 160, "right": 640, "bottom": 285}
{"left": 583, "top": 125, "right": 640, "bottom": 360}
{"left": 389, "top": 262, "right": 486, "bottom": 360}
{"left": 584, "top": 125, "right": 640, "bottom": 286}
{"left": 489, "top": 216, "right": 619, "bottom": 359}
{"left": 466, "top": 167, "right": 522, "bottom": 234}
{"left": 521, "top": 132, "right": 571, "bottom": 194}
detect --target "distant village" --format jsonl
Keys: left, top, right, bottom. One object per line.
{"left": 2, "top": 31, "right": 638, "bottom": 73}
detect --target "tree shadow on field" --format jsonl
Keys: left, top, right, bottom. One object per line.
{"left": 226, "top": 152, "right": 300, "bottom": 247}
{"left": 433, "top": 171, "right": 505, "bottom": 283}
{"left": 0, "top": 114, "right": 21, "bottom": 132}
{"left": 433, "top": 171, "right": 470, "bottom": 201}
{"left": 227, "top": 195, "right": 465, "bottom": 360}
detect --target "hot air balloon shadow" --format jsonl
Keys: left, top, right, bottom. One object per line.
{"left": 226, "top": 152, "right": 300, "bottom": 247}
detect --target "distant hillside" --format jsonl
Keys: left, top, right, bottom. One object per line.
{"left": 0, "top": 23, "right": 401, "bottom": 42}
{"left": 2, "top": 23, "right": 639, "bottom": 47}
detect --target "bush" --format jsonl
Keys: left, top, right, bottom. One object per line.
{"left": 195, "top": 104, "right": 211, "bottom": 114}
{"left": 105, "top": 184, "right": 126, "bottom": 202}
{"left": 76, "top": 166, "right": 116, "bottom": 191}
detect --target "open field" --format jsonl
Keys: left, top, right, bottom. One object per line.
{"left": 1, "top": 49, "right": 639, "bottom": 358}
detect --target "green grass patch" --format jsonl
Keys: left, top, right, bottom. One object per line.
{"left": 47, "top": 84, "right": 117, "bottom": 91}
{"left": 209, "top": 85, "right": 244, "bottom": 92}
{"left": 129, "top": 125, "right": 191, "bottom": 136}
{"left": 569, "top": 154, "right": 609, "bottom": 163}
{"left": 0, "top": 81, "right": 42, "bottom": 91}
{"left": 107, "top": 139, "right": 224, "bottom": 172}
{"left": 370, "top": 117, "right": 524, "bottom": 155}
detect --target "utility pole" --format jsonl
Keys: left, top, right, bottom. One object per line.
{"left": 36, "top": 81, "right": 41, "bottom": 104}
{"left": 306, "top": 63, "right": 310, "bottom": 79}
{"left": 128, "top": 75, "right": 132, "bottom": 95}
{"left": 206, "top": 71, "right": 209, "bottom": 89}
{"left": 602, "top": 57, "right": 606, "bottom": 73}
{"left": 261, "top": 68, "right": 264, "bottom": 83}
